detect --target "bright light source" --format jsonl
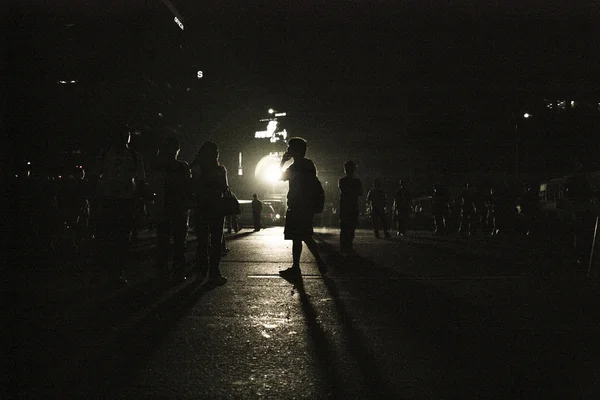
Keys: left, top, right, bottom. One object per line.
{"left": 70, "top": 80, "right": 76, "bottom": 84}
{"left": 523, "top": 113, "right": 530, "bottom": 118}
{"left": 238, "top": 168, "right": 243, "bottom": 176}
{"left": 27, "top": 161, "right": 31, "bottom": 165}
{"left": 268, "top": 109, "right": 274, "bottom": 114}
{"left": 274, "top": 112, "right": 287, "bottom": 117}
{"left": 58, "top": 81, "right": 67, "bottom": 84}
{"left": 275, "top": 214, "right": 281, "bottom": 220}
{"left": 570, "top": 100, "right": 576, "bottom": 108}
{"left": 255, "top": 154, "right": 283, "bottom": 183}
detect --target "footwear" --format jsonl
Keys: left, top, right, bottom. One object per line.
{"left": 208, "top": 274, "right": 228, "bottom": 286}
{"left": 279, "top": 266, "right": 301, "bottom": 279}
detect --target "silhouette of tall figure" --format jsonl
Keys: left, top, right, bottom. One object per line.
{"left": 367, "top": 178, "right": 390, "bottom": 238}
{"left": 93, "top": 128, "right": 146, "bottom": 284}
{"left": 153, "top": 138, "right": 191, "bottom": 282}
{"left": 393, "top": 180, "right": 412, "bottom": 236}
{"left": 338, "top": 160, "right": 363, "bottom": 255}
{"left": 279, "top": 137, "right": 327, "bottom": 279}
{"left": 252, "top": 193, "right": 263, "bottom": 231}
{"left": 190, "top": 141, "right": 228, "bottom": 286}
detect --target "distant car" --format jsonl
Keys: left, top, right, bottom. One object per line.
{"left": 237, "top": 200, "right": 283, "bottom": 228}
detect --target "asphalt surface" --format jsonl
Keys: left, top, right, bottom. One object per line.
{"left": 10, "top": 227, "right": 600, "bottom": 399}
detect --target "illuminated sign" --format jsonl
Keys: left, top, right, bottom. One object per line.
{"left": 174, "top": 16, "right": 184, "bottom": 30}
{"left": 197, "top": 71, "right": 203, "bottom": 78}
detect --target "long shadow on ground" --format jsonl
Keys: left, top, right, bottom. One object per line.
{"left": 314, "top": 237, "right": 600, "bottom": 398}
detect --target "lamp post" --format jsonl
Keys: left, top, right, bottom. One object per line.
{"left": 515, "top": 112, "right": 531, "bottom": 182}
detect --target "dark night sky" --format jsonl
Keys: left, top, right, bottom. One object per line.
{"left": 5, "top": 1, "right": 600, "bottom": 188}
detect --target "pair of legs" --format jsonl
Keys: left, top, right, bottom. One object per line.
{"left": 282, "top": 207, "right": 326, "bottom": 275}
{"left": 371, "top": 209, "right": 390, "bottom": 237}
{"left": 433, "top": 213, "right": 446, "bottom": 235}
{"left": 194, "top": 210, "right": 225, "bottom": 278}
{"left": 395, "top": 211, "right": 409, "bottom": 235}
{"left": 253, "top": 212, "right": 261, "bottom": 231}
{"left": 340, "top": 213, "right": 358, "bottom": 253}
{"left": 292, "top": 238, "right": 323, "bottom": 268}
{"left": 156, "top": 208, "right": 188, "bottom": 277}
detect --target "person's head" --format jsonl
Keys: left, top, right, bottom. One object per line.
{"left": 192, "top": 141, "right": 219, "bottom": 167}
{"left": 344, "top": 160, "right": 356, "bottom": 175}
{"left": 286, "top": 137, "right": 307, "bottom": 158}
{"left": 159, "top": 137, "right": 180, "bottom": 158}
{"left": 373, "top": 178, "right": 381, "bottom": 188}
{"left": 253, "top": 193, "right": 258, "bottom": 199}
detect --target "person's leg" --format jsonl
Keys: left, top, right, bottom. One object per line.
{"left": 208, "top": 215, "right": 225, "bottom": 278}
{"left": 194, "top": 212, "right": 210, "bottom": 275}
{"left": 381, "top": 212, "right": 390, "bottom": 237}
{"left": 292, "top": 239, "right": 302, "bottom": 267}
{"left": 372, "top": 211, "right": 380, "bottom": 237}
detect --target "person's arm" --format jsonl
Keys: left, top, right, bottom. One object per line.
{"left": 279, "top": 152, "right": 293, "bottom": 181}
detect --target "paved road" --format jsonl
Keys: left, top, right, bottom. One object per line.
{"left": 11, "top": 227, "right": 600, "bottom": 399}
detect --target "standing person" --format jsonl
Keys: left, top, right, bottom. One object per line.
{"left": 153, "top": 138, "right": 191, "bottom": 283}
{"left": 278, "top": 137, "right": 326, "bottom": 278}
{"left": 367, "top": 179, "right": 391, "bottom": 238}
{"left": 338, "top": 160, "right": 363, "bottom": 255}
{"left": 92, "top": 128, "right": 146, "bottom": 285}
{"left": 252, "top": 193, "right": 263, "bottom": 231}
{"left": 431, "top": 183, "right": 449, "bottom": 236}
{"left": 190, "top": 141, "right": 228, "bottom": 285}
{"left": 393, "top": 180, "right": 412, "bottom": 236}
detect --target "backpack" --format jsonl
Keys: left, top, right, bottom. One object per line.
{"left": 311, "top": 177, "right": 325, "bottom": 214}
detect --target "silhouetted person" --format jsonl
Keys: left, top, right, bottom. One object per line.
{"left": 516, "top": 183, "right": 539, "bottom": 236}
{"left": 458, "top": 183, "right": 476, "bottom": 236}
{"left": 431, "top": 183, "right": 449, "bottom": 236}
{"left": 393, "top": 180, "right": 412, "bottom": 236}
{"left": 366, "top": 179, "right": 390, "bottom": 238}
{"left": 252, "top": 193, "right": 263, "bottom": 231}
{"left": 279, "top": 137, "right": 326, "bottom": 279}
{"left": 338, "top": 160, "right": 363, "bottom": 255}
{"left": 190, "top": 141, "right": 228, "bottom": 286}
{"left": 93, "top": 128, "right": 145, "bottom": 285}
{"left": 154, "top": 138, "right": 191, "bottom": 282}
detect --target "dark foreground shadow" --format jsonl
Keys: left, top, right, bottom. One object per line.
{"left": 12, "top": 271, "right": 219, "bottom": 397}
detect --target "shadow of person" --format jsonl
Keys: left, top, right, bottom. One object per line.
{"left": 283, "top": 274, "right": 349, "bottom": 397}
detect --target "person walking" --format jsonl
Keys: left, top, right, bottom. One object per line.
{"left": 393, "top": 180, "right": 412, "bottom": 236}
{"left": 367, "top": 179, "right": 391, "bottom": 238}
{"left": 252, "top": 193, "right": 263, "bottom": 231}
{"left": 153, "top": 138, "right": 191, "bottom": 283}
{"left": 190, "top": 141, "right": 228, "bottom": 286}
{"left": 92, "top": 128, "right": 146, "bottom": 285}
{"left": 278, "top": 137, "right": 326, "bottom": 279}
{"left": 338, "top": 160, "right": 363, "bottom": 255}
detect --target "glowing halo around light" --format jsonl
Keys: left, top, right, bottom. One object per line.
{"left": 255, "top": 154, "right": 283, "bottom": 183}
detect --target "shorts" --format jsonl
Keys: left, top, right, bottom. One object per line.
{"left": 284, "top": 207, "right": 314, "bottom": 241}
